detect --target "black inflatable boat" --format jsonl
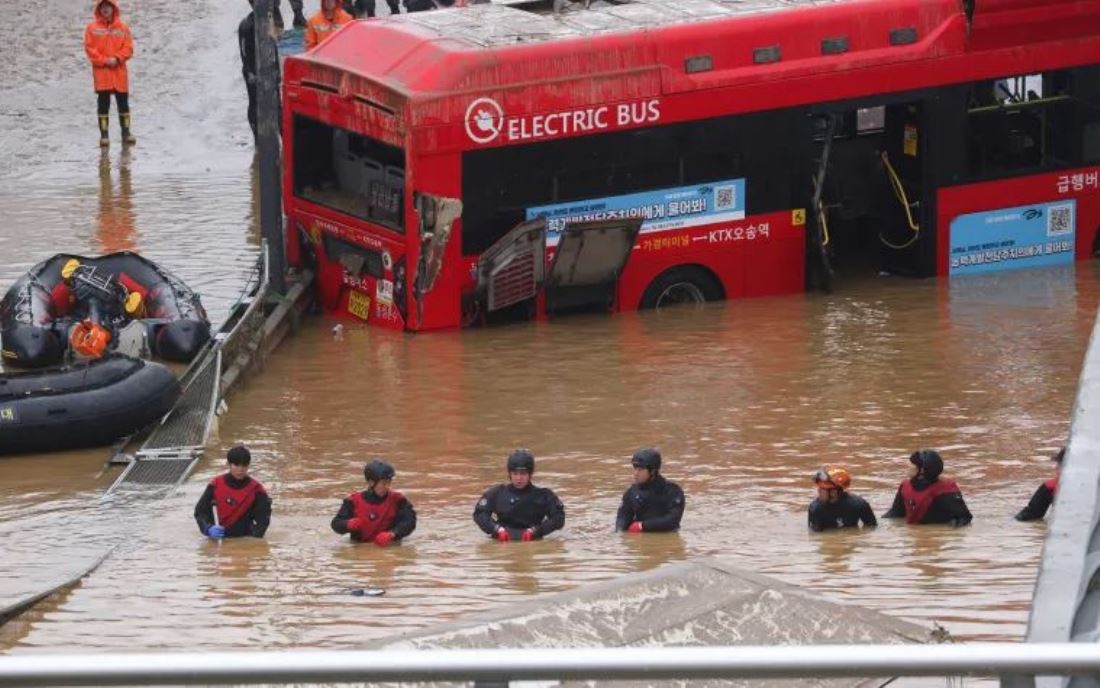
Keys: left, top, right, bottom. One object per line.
{"left": 0, "top": 356, "right": 180, "bottom": 455}
{"left": 0, "top": 252, "right": 210, "bottom": 368}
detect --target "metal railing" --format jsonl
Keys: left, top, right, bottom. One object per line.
{"left": 1018, "top": 305, "right": 1100, "bottom": 688}
{"left": 104, "top": 244, "right": 270, "bottom": 496}
{"left": 1, "top": 644, "right": 1099, "bottom": 686}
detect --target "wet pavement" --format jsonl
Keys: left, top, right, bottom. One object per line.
{"left": 1, "top": 0, "right": 1097, "bottom": 661}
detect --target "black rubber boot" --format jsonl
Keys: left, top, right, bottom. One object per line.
{"left": 120, "top": 112, "right": 136, "bottom": 145}
{"left": 98, "top": 115, "right": 110, "bottom": 147}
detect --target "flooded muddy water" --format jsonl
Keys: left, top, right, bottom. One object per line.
{"left": 1, "top": 0, "right": 1097, "bottom": 659}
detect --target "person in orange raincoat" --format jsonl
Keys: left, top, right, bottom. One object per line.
{"left": 84, "top": 0, "right": 135, "bottom": 146}
{"left": 305, "top": 0, "right": 353, "bottom": 51}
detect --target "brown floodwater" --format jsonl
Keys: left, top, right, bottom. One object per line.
{"left": 1, "top": 0, "right": 1097, "bottom": 660}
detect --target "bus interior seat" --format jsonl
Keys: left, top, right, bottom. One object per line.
{"left": 358, "top": 158, "right": 384, "bottom": 195}
{"left": 385, "top": 166, "right": 404, "bottom": 193}
{"left": 336, "top": 153, "right": 361, "bottom": 192}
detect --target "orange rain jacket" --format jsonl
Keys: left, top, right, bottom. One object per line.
{"left": 305, "top": 7, "right": 353, "bottom": 51}
{"left": 84, "top": 0, "right": 133, "bottom": 93}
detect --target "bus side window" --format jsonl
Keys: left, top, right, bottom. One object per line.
{"left": 1073, "top": 66, "right": 1100, "bottom": 163}
{"left": 965, "top": 64, "right": 1100, "bottom": 178}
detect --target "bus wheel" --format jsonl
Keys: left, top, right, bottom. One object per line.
{"left": 639, "top": 266, "right": 724, "bottom": 310}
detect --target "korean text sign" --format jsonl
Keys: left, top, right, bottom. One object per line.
{"left": 949, "top": 200, "right": 1076, "bottom": 276}
{"left": 527, "top": 179, "right": 746, "bottom": 245}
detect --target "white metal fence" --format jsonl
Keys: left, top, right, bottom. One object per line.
{"left": 1, "top": 644, "right": 1099, "bottom": 686}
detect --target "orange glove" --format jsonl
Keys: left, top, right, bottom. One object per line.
{"left": 374, "top": 531, "right": 396, "bottom": 547}
{"left": 627, "top": 521, "right": 644, "bottom": 533}
{"left": 346, "top": 518, "right": 364, "bottom": 532}
{"left": 495, "top": 527, "right": 510, "bottom": 542}
{"left": 521, "top": 529, "right": 535, "bottom": 542}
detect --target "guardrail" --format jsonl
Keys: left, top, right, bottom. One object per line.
{"left": 1, "top": 644, "right": 1099, "bottom": 686}
{"left": 1017, "top": 305, "right": 1100, "bottom": 688}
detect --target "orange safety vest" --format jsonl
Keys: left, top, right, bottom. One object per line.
{"left": 305, "top": 8, "right": 353, "bottom": 51}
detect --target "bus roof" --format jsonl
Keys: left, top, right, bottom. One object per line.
{"left": 300, "top": 0, "right": 966, "bottom": 93}
{"left": 291, "top": 0, "right": 1100, "bottom": 133}
{"left": 399, "top": 0, "right": 857, "bottom": 49}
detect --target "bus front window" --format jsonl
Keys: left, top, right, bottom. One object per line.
{"left": 292, "top": 115, "right": 405, "bottom": 232}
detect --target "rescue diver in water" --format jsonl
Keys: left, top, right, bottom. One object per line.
{"left": 615, "top": 448, "right": 685, "bottom": 533}
{"left": 1015, "top": 447, "right": 1064, "bottom": 521}
{"left": 331, "top": 459, "right": 417, "bottom": 545}
{"left": 474, "top": 449, "right": 565, "bottom": 541}
{"left": 883, "top": 449, "right": 973, "bottom": 526}
{"left": 807, "top": 465, "right": 876, "bottom": 531}
{"left": 194, "top": 446, "right": 272, "bottom": 539}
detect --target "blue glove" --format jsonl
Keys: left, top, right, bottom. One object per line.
{"left": 207, "top": 525, "right": 226, "bottom": 539}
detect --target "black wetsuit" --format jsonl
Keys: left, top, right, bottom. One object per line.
{"left": 808, "top": 493, "right": 877, "bottom": 532}
{"left": 882, "top": 477, "right": 973, "bottom": 526}
{"left": 614, "top": 474, "right": 685, "bottom": 532}
{"left": 473, "top": 483, "right": 565, "bottom": 539}
{"left": 1015, "top": 482, "right": 1056, "bottom": 521}
{"left": 330, "top": 490, "right": 417, "bottom": 542}
{"left": 194, "top": 475, "right": 272, "bottom": 538}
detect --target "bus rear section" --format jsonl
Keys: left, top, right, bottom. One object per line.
{"left": 283, "top": 58, "right": 414, "bottom": 331}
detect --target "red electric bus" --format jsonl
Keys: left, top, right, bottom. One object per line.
{"left": 282, "top": 0, "right": 1100, "bottom": 331}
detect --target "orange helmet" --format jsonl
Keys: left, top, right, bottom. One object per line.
{"left": 813, "top": 465, "right": 851, "bottom": 490}
{"left": 70, "top": 320, "right": 111, "bottom": 359}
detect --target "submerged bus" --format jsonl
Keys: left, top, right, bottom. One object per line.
{"left": 282, "top": 0, "right": 1100, "bottom": 331}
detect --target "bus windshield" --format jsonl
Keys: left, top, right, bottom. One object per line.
{"left": 292, "top": 114, "right": 405, "bottom": 232}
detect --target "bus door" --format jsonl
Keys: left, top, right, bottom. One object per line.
{"left": 474, "top": 217, "right": 642, "bottom": 322}
{"left": 879, "top": 102, "right": 928, "bottom": 275}
{"left": 808, "top": 100, "right": 931, "bottom": 284}
{"left": 544, "top": 218, "right": 642, "bottom": 315}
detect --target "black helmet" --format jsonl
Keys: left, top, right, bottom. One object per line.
{"left": 506, "top": 448, "right": 535, "bottom": 473}
{"left": 364, "top": 459, "right": 396, "bottom": 483}
{"left": 909, "top": 449, "right": 943, "bottom": 481}
{"left": 631, "top": 448, "right": 662, "bottom": 471}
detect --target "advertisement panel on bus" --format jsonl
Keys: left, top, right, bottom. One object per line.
{"left": 949, "top": 200, "right": 1076, "bottom": 276}
{"left": 525, "top": 179, "right": 747, "bottom": 246}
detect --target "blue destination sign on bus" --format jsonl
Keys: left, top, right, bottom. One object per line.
{"left": 527, "top": 179, "right": 746, "bottom": 245}
{"left": 949, "top": 200, "right": 1076, "bottom": 276}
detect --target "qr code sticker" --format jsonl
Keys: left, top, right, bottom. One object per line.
{"left": 714, "top": 185, "right": 736, "bottom": 210}
{"left": 1047, "top": 203, "right": 1074, "bottom": 236}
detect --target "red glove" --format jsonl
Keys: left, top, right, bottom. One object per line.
{"left": 346, "top": 518, "right": 364, "bottom": 532}
{"left": 627, "top": 521, "right": 644, "bottom": 533}
{"left": 521, "top": 529, "right": 535, "bottom": 542}
{"left": 374, "top": 531, "right": 396, "bottom": 547}
{"left": 495, "top": 527, "right": 511, "bottom": 542}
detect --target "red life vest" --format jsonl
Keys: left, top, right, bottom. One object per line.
{"left": 898, "top": 478, "right": 961, "bottom": 524}
{"left": 211, "top": 475, "right": 262, "bottom": 528}
{"left": 1044, "top": 477, "right": 1058, "bottom": 496}
{"left": 350, "top": 490, "right": 403, "bottom": 542}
